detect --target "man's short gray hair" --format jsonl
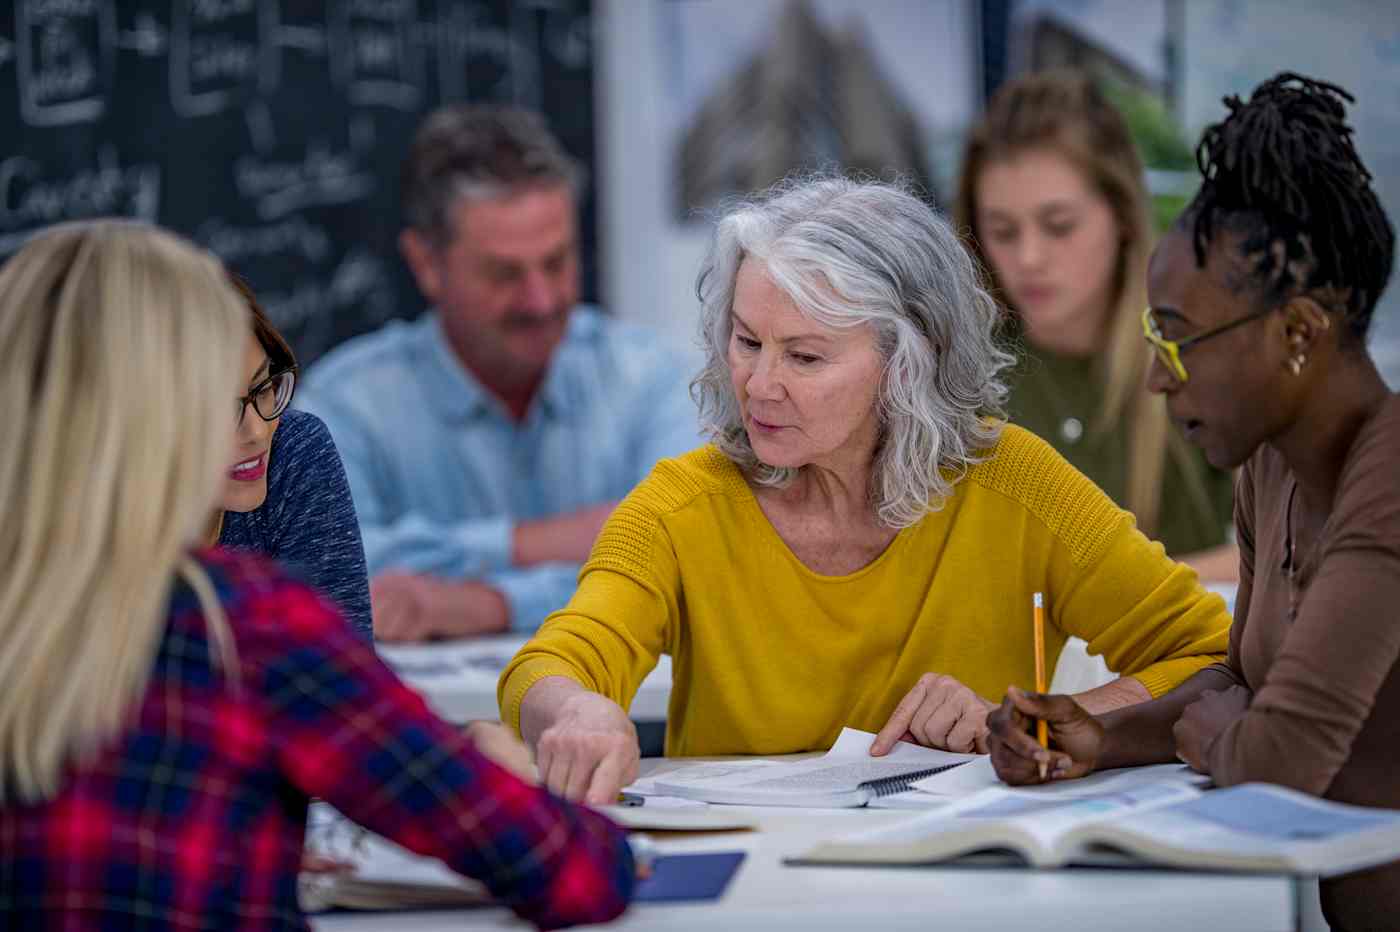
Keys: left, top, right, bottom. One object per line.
{"left": 400, "top": 104, "right": 584, "bottom": 244}
{"left": 692, "top": 176, "right": 1013, "bottom": 528}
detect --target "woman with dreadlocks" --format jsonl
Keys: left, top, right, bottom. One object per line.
{"left": 986, "top": 73, "right": 1399, "bottom": 930}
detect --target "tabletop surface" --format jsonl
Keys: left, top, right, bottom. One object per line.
{"left": 312, "top": 757, "right": 1299, "bottom": 932}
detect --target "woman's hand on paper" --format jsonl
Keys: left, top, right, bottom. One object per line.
{"left": 1173, "top": 685, "right": 1250, "bottom": 773}
{"left": 535, "top": 691, "right": 640, "bottom": 806}
{"left": 987, "top": 687, "right": 1102, "bottom": 785}
{"left": 465, "top": 720, "right": 539, "bottom": 785}
{"left": 870, "top": 673, "right": 997, "bottom": 755}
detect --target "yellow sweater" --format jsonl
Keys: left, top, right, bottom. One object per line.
{"left": 499, "top": 427, "right": 1230, "bottom": 757}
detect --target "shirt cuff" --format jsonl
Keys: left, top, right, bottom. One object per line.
{"left": 461, "top": 514, "right": 515, "bottom": 574}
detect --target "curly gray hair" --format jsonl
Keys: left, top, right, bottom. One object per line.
{"left": 692, "top": 176, "right": 1012, "bottom": 528}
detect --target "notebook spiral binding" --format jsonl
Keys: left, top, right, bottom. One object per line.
{"left": 862, "top": 761, "right": 969, "bottom": 798}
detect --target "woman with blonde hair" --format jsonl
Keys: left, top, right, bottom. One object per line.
{"left": 0, "top": 219, "right": 634, "bottom": 929}
{"left": 955, "top": 69, "right": 1236, "bottom": 578}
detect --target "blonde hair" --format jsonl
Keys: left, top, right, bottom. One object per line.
{"left": 954, "top": 69, "right": 1205, "bottom": 537}
{"left": 0, "top": 219, "right": 247, "bottom": 802}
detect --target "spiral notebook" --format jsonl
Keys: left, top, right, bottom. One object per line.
{"left": 649, "top": 728, "right": 980, "bottom": 808}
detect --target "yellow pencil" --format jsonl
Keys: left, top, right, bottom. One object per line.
{"left": 1033, "top": 591, "right": 1049, "bottom": 779}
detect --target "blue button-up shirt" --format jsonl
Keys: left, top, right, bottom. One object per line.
{"left": 298, "top": 307, "right": 704, "bottom": 631}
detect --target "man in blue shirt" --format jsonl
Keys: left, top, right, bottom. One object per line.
{"left": 300, "top": 105, "right": 700, "bottom": 640}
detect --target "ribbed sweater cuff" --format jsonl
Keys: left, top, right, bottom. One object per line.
{"left": 1132, "top": 654, "right": 1226, "bottom": 699}
{"left": 499, "top": 661, "right": 586, "bottom": 734}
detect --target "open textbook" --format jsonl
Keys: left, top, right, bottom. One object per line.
{"left": 793, "top": 781, "right": 1400, "bottom": 876}
{"left": 649, "top": 728, "right": 979, "bottom": 807}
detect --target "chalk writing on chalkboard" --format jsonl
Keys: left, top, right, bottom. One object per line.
{"left": 0, "top": 0, "right": 595, "bottom": 365}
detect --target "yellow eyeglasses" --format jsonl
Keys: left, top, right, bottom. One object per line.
{"left": 1140, "top": 306, "right": 1276, "bottom": 383}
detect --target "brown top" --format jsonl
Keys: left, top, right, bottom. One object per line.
{"left": 1207, "top": 393, "right": 1400, "bottom": 932}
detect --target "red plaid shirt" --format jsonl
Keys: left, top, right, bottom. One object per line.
{"left": 0, "top": 549, "right": 633, "bottom": 930}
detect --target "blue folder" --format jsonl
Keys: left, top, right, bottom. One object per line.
{"left": 635, "top": 851, "right": 747, "bottom": 902}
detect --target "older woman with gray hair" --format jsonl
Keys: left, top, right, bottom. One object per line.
{"left": 498, "top": 177, "right": 1229, "bottom": 805}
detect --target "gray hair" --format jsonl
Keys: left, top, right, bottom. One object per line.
{"left": 692, "top": 176, "right": 1013, "bottom": 528}
{"left": 400, "top": 104, "right": 584, "bottom": 244}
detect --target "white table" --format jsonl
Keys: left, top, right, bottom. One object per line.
{"left": 378, "top": 636, "right": 673, "bottom": 723}
{"left": 313, "top": 757, "right": 1303, "bottom": 932}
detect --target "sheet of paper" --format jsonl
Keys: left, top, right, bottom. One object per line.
{"left": 824, "top": 727, "right": 978, "bottom": 766}
{"left": 653, "top": 729, "right": 979, "bottom": 799}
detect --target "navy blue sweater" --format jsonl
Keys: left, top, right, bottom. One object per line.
{"left": 219, "top": 409, "right": 373, "bottom": 638}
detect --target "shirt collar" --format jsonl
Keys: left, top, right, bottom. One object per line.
{"left": 420, "top": 308, "right": 595, "bottom": 424}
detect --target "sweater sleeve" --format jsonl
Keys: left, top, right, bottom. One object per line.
{"left": 498, "top": 465, "right": 686, "bottom": 732}
{"left": 977, "top": 430, "right": 1231, "bottom": 698}
{"left": 1059, "top": 518, "right": 1232, "bottom": 697}
{"left": 240, "top": 577, "right": 634, "bottom": 929}
{"left": 1208, "top": 426, "right": 1400, "bottom": 793}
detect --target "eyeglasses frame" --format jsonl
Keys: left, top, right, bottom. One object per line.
{"left": 1141, "top": 305, "right": 1276, "bottom": 383}
{"left": 236, "top": 366, "right": 298, "bottom": 426}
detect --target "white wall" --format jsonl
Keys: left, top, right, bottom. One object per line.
{"left": 596, "top": 0, "right": 709, "bottom": 352}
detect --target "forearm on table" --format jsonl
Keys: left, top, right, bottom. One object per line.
{"left": 1095, "top": 666, "right": 1242, "bottom": 770}
{"left": 511, "top": 502, "right": 619, "bottom": 567}
{"left": 1072, "top": 676, "right": 1151, "bottom": 715}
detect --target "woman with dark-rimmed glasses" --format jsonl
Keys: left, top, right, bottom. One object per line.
{"left": 210, "top": 274, "right": 373, "bottom": 637}
{"left": 988, "top": 73, "right": 1400, "bottom": 932}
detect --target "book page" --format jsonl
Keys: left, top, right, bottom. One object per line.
{"left": 1107, "top": 783, "right": 1400, "bottom": 872}
{"left": 948, "top": 780, "right": 1201, "bottom": 851}
{"left": 1160, "top": 787, "right": 1393, "bottom": 840}
{"left": 807, "top": 780, "right": 1199, "bottom": 859}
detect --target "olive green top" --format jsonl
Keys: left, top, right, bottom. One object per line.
{"left": 1006, "top": 349, "right": 1234, "bottom": 556}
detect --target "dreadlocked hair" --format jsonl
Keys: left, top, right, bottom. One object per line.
{"left": 1185, "top": 72, "right": 1394, "bottom": 340}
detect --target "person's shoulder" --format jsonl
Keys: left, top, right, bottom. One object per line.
{"left": 587, "top": 445, "right": 738, "bottom": 574}
{"left": 271, "top": 408, "right": 332, "bottom": 451}
{"left": 1332, "top": 393, "right": 1400, "bottom": 534}
{"left": 572, "top": 306, "right": 699, "bottom": 378}
{"left": 1351, "top": 393, "right": 1400, "bottom": 462}
{"left": 964, "top": 423, "right": 1131, "bottom": 564}
{"left": 263, "top": 409, "right": 354, "bottom": 514}
{"left": 625, "top": 444, "right": 743, "bottom": 515}
{"left": 268, "top": 409, "right": 343, "bottom": 472}
{"left": 303, "top": 315, "right": 427, "bottom": 387}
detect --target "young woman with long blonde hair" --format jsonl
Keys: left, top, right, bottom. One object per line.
{"left": 956, "top": 70, "right": 1236, "bottom": 579}
{"left": 0, "top": 219, "right": 634, "bottom": 929}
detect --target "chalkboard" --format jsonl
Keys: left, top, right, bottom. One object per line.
{"left": 0, "top": 0, "right": 596, "bottom": 365}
